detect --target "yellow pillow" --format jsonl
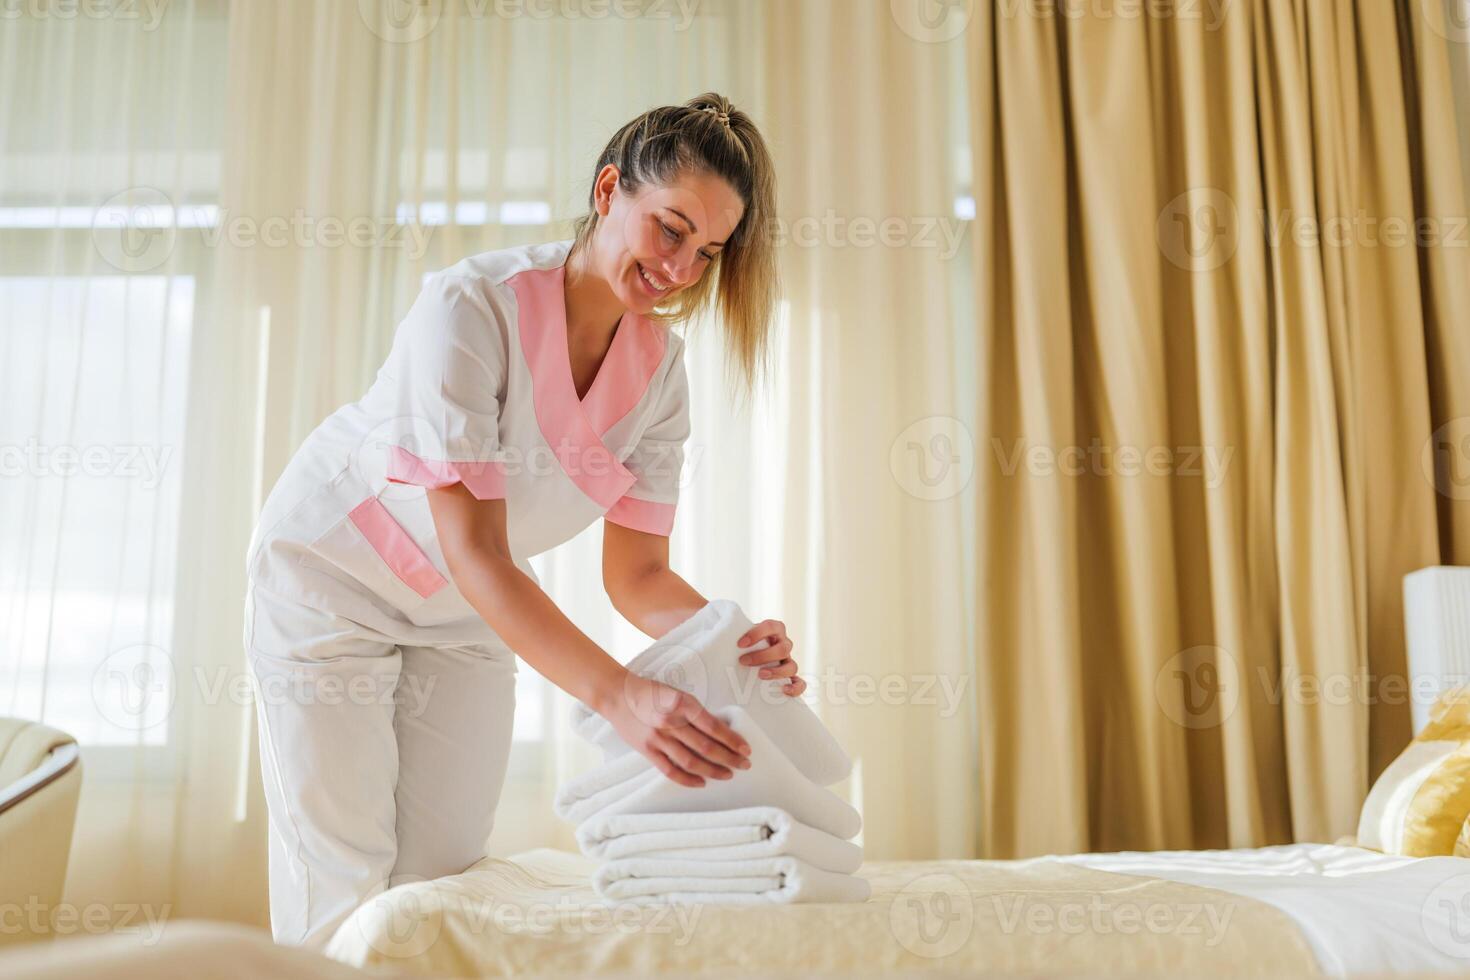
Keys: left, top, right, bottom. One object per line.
{"left": 1455, "top": 815, "right": 1470, "bottom": 858}
{"left": 1357, "top": 684, "right": 1470, "bottom": 856}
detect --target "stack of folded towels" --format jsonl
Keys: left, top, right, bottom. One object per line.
{"left": 554, "top": 599, "right": 870, "bottom": 905}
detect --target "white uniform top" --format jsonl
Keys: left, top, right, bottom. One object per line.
{"left": 246, "top": 239, "right": 690, "bottom": 648}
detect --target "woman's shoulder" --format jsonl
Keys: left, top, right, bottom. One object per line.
{"left": 405, "top": 240, "right": 572, "bottom": 342}
{"left": 434, "top": 239, "right": 573, "bottom": 293}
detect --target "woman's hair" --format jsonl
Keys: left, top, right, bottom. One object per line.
{"left": 571, "top": 92, "right": 779, "bottom": 391}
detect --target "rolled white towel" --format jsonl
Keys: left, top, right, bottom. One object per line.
{"left": 576, "top": 806, "right": 863, "bottom": 873}
{"left": 555, "top": 706, "right": 862, "bottom": 841}
{"left": 571, "top": 599, "right": 853, "bottom": 787}
{"left": 594, "top": 855, "right": 872, "bottom": 905}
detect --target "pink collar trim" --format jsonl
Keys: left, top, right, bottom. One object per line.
{"left": 507, "top": 264, "right": 665, "bottom": 509}
{"left": 582, "top": 309, "right": 668, "bottom": 435}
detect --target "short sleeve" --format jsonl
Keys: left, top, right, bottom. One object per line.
{"left": 604, "top": 338, "right": 690, "bottom": 536}
{"left": 382, "top": 274, "right": 509, "bottom": 500}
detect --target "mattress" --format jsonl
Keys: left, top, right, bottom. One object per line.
{"left": 323, "top": 843, "right": 1470, "bottom": 977}
{"left": 1062, "top": 843, "right": 1470, "bottom": 976}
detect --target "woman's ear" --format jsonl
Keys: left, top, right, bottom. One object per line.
{"left": 594, "top": 164, "right": 620, "bottom": 216}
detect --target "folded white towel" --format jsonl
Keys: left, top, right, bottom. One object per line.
{"left": 555, "top": 706, "right": 863, "bottom": 841}
{"left": 572, "top": 599, "right": 853, "bottom": 787}
{"left": 594, "top": 855, "right": 872, "bottom": 905}
{"left": 576, "top": 806, "right": 864, "bottom": 873}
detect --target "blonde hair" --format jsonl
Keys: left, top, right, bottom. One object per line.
{"left": 571, "top": 92, "right": 779, "bottom": 392}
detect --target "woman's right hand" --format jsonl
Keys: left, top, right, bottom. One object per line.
{"left": 600, "top": 673, "right": 752, "bottom": 787}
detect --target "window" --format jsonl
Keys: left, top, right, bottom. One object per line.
{"left": 0, "top": 275, "right": 194, "bottom": 748}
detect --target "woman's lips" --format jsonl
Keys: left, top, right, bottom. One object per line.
{"left": 635, "top": 261, "right": 672, "bottom": 297}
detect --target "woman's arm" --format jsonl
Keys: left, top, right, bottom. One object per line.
{"left": 426, "top": 483, "right": 751, "bottom": 785}
{"left": 602, "top": 521, "right": 709, "bottom": 639}
{"left": 603, "top": 522, "right": 806, "bottom": 697}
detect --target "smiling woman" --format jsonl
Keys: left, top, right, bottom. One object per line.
{"left": 241, "top": 91, "right": 805, "bottom": 949}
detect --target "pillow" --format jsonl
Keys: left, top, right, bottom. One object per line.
{"left": 1357, "top": 684, "right": 1470, "bottom": 856}
{"left": 1455, "top": 816, "right": 1470, "bottom": 858}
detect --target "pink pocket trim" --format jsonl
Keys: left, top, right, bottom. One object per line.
{"left": 604, "top": 495, "right": 676, "bottom": 536}
{"left": 347, "top": 497, "right": 449, "bottom": 599}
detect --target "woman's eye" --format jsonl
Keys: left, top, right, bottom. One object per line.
{"left": 658, "top": 220, "right": 680, "bottom": 243}
{"left": 699, "top": 250, "right": 715, "bottom": 262}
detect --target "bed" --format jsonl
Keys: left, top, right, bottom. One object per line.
{"left": 323, "top": 843, "right": 1470, "bottom": 977}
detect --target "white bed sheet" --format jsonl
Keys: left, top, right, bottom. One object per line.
{"left": 1062, "top": 843, "right": 1470, "bottom": 976}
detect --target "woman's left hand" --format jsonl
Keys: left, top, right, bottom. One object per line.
{"left": 737, "top": 619, "right": 806, "bottom": 697}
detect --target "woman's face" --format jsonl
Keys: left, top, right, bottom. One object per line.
{"left": 590, "top": 165, "right": 745, "bottom": 315}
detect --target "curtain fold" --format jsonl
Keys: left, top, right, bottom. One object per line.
{"left": 757, "top": 2, "right": 977, "bottom": 859}
{"left": 969, "top": 0, "right": 1470, "bottom": 857}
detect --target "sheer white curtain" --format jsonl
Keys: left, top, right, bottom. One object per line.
{"left": 3, "top": 0, "right": 975, "bottom": 926}
{"left": 756, "top": 3, "right": 978, "bottom": 860}
{"left": 0, "top": 0, "right": 250, "bottom": 922}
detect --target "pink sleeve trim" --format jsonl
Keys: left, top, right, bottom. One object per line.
{"left": 347, "top": 497, "right": 448, "bottom": 599}
{"left": 385, "top": 446, "right": 507, "bottom": 501}
{"left": 604, "top": 495, "right": 676, "bottom": 536}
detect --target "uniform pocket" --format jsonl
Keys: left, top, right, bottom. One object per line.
{"left": 309, "top": 496, "right": 448, "bottom": 606}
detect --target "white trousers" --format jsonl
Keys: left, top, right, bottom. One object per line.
{"left": 244, "top": 582, "right": 517, "bottom": 949}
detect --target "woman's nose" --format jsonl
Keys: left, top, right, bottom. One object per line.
{"left": 662, "top": 248, "right": 698, "bottom": 286}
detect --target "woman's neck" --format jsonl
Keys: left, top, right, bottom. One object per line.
{"left": 564, "top": 240, "right": 626, "bottom": 345}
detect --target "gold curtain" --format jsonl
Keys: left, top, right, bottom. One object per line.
{"left": 968, "top": 0, "right": 1470, "bottom": 857}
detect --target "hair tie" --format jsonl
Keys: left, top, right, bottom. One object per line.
{"left": 700, "top": 105, "right": 731, "bottom": 126}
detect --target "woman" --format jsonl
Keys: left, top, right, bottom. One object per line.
{"left": 244, "top": 93, "right": 805, "bottom": 947}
